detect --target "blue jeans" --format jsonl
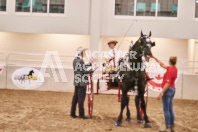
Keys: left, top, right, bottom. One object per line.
{"left": 162, "top": 87, "right": 175, "bottom": 127}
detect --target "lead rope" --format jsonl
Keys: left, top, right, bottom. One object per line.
{"left": 134, "top": 72, "right": 139, "bottom": 95}
{"left": 134, "top": 79, "right": 138, "bottom": 95}
{"left": 117, "top": 20, "right": 137, "bottom": 50}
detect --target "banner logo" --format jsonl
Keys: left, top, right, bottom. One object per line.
{"left": 12, "top": 67, "right": 44, "bottom": 90}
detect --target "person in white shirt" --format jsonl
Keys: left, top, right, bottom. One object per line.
{"left": 104, "top": 40, "right": 123, "bottom": 74}
{"left": 103, "top": 40, "right": 124, "bottom": 87}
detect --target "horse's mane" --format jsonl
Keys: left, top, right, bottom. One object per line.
{"left": 130, "top": 37, "right": 142, "bottom": 51}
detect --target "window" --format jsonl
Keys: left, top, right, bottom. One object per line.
{"left": 115, "top": 0, "right": 134, "bottom": 16}
{"left": 50, "top": 0, "right": 65, "bottom": 13}
{"left": 16, "top": 0, "right": 65, "bottom": 14}
{"left": 0, "top": 0, "right": 6, "bottom": 11}
{"left": 158, "top": 0, "right": 178, "bottom": 17}
{"left": 33, "top": 0, "right": 47, "bottom": 13}
{"left": 16, "top": 0, "right": 30, "bottom": 12}
{"left": 136, "top": 0, "right": 156, "bottom": 16}
{"left": 115, "top": 0, "right": 178, "bottom": 17}
{"left": 195, "top": 0, "right": 198, "bottom": 18}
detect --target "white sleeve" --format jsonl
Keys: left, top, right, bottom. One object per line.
{"left": 104, "top": 50, "right": 111, "bottom": 59}
{"left": 117, "top": 50, "right": 124, "bottom": 59}
{"left": 121, "top": 50, "right": 127, "bottom": 58}
{"left": 86, "top": 64, "right": 96, "bottom": 71}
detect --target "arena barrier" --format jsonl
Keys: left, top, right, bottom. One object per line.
{"left": 0, "top": 52, "right": 198, "bottom": 100}
{"left": 0, "top": 53, "right": 6, "bottom": 88}
{"left": 5, "top": 52, "right": 74, "bottom": 92}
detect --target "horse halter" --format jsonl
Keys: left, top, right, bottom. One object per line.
{"left": 138, "top": 35, "right": 155, "bottom": 57}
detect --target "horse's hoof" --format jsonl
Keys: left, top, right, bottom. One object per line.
{"left": 144, "top": 123, "right": 152, "bottom": 128}
{"left": 137, "top": 120, "right": 143, "bottom": 124}
{"left": 125, "top": 118, "right": 132, "bottom": 123}
{"left": 114, "top": 121, "right": 122, "bottom": 127}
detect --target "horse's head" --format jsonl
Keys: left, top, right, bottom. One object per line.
{"left": 29, "top": 70, "right": 34, "bottom": 75}
{"left": 138, "top": 31, "right": 155, "bottom": 62}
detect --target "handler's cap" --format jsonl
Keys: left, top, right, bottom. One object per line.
{"left": 107, "top": 40, "right": 118, "bottom": 45}
{"left": 76, "top": 47, "right": 88, "bottom": 54}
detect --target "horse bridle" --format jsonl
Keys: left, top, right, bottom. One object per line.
{"left": 138, "top": 36, "right": 155, "bottom": 57}
{"left": 118, "top": 36, "right": 155, "bottom": 74}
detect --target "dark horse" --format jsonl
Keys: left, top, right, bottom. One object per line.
{"left": 18, "top": 70, "right": 34, "bottom": 84}
{"left": 114, "top": 31, "right": 155, "bottom": 128}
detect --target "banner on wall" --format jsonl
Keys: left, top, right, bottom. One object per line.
{"left": 146, "top": 71, "right": 179, "bottom": 93}
{"left": 0, "top": 66, "right": 3, "bottom": 75}
{"left": 12, "top": 67, "right": 44, "bottom": 90}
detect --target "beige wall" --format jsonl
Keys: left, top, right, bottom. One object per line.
{"left": 0, "top": 32, "right": 90, "bottom": 55}
{"left": 194, "top": 42, "right": 198, "bottom": 73}
{"left": 0, "top": 32, "right": 188, "bottom": 70}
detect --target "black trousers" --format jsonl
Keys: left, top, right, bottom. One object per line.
{"left": 71, "top": 86, "right": 86, "bottom": 117}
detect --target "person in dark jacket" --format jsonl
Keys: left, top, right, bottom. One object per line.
{"left": 70, "top": 47, "right": 97, "bottom": 119}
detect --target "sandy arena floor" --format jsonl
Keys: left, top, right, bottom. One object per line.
{"left": 0, "top": 89, "right": 198, "bottom": 132}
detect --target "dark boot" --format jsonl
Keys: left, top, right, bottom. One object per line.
{"left": 170, "top": 126, "right": 175, "bottom": 132}
{"left": 159, "top": 126, "right": 171, "bottom": 132}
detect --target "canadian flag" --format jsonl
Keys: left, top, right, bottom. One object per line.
{"left": 146, "top": 72, "right": 178, "bottom": 93}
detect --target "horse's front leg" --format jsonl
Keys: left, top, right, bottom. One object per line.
{"left": 114, "top": 91, "right": 127, "bottom": 127}
{"left": 125, "top": 96, "right": 131, "bottom": 122}
{"left": 135, "top": 96, "right": 143, "bottom": 123}
{"left": 140, "top": 94, "right": 152, "bottom": 128}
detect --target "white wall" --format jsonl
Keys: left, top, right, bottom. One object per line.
{"left": 182, "top": 74, "right": 198, "bottom": 100}
{"left": 0, "top": 1, "right": 198, "bottom": 39}
{"left": 100, "top": 0, "right": 198, "bottom": 39}
{"left": 0, "top": 0, "right": 90, "bottom": 35}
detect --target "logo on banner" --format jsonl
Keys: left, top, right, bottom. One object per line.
{"left": 146, "top": 72, "right": 179, "bottom": 93}
{"left": 0, "top": 66, "right": 3, "bottom": 75}
{"left": 12, "top": 67, "right": 44, "bottom": 90}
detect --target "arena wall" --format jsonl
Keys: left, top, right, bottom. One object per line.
{"left": 1, "top": 67, "right": 198, "bottom": 100}
{"left": 5, "top": 66, "right": 74, "bottom": 92}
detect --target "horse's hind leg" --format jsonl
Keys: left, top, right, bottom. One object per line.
{"left": 135, "top": 96, "right": 143, "bottom": 123}
{"left": 114, "top": 92, "right": 127, "bottom": 126}
{"left": 125, "top": 96, "right": 131, "bottom": 122}
{"left": 140, "top": 94, "right": 152, "bottom": 128}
